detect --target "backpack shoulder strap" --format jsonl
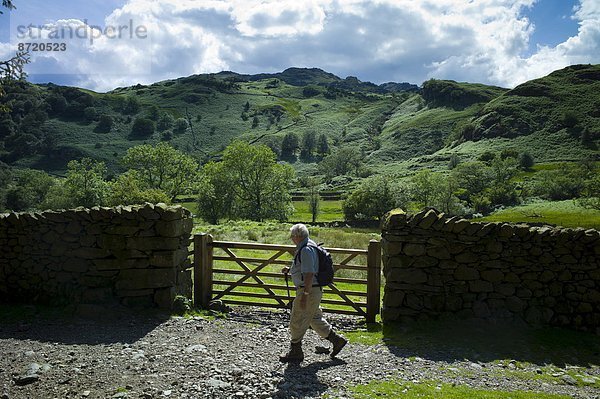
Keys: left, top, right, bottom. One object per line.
{"left": 293, "top": 242, "right": 309, "bottom": 264}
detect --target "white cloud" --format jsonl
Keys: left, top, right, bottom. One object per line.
{"left": 4, "top": 0, "right": 599, "bottom": 91}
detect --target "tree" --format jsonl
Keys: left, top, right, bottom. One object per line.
{"left": 96, "top": 114, "right": 114, "bottom": 133}
{"left": 304, "top": 177, "right": 321, "bottom": 223}
{"left": 300, "top": 131, "right": 317, "bottom": 160}
{"left": 0, "top": 52, "right": 29, "bottom": 114}
{"left": 46, "top": 93, "right": 68, "bottom": 115}
{"left": 489, "top": 156, "right": 518, "bottom": 183}
{"left": 519, "top": 152, "right": 534, "bottom": 170}
{"left": 1, "top": 2, "right": 30, "bottom": 113}
{"left": 3, "top": 168, "right": 54, "bottom": 211}
{"left": 410, "top": 170, "right": 464, "bottom": 214}
{"left": 303, "top": 86, "right": 320, "bottom": 97}
{"left": 561, "top": 111, "right": 579, "bottom": 129}
{"left": 577, "top": 173, "right": 600, "bottom": 211}
{"left": 42, "top": 158, "right": 109, "bottom": 209}
{"left": 448, "top": 154, "right": 460, "bottom": 170}
{"left": 122, "top": 142, "right": 199, "bottom": 201}
{"left": 343, "top": 176, "right": 396, "bottom": 221}
{"left": 318, "top": 147, "right": 362, "bottom": 180}
{"left": 174, "top": 118, "right": 188, "bottom": 133}
{"left": 410, "top": 169, "right": 441, "bottom": 209}
{"left": 196, "top": 162, "right": 236, "bottom": 224}
{"left": 0, "top": 1, "right": 15, "bottom": 13}
{"left": 107, "top": 170, "right": 170, "bottom": 206}
{"left": 281, "top": 132, "right": 299, "bottom": 158}
{"left": 157, "top": 113, "right": 175, "bottom": 131}
{"left": 252, "top": 115, "right": 259, "bottom": 128}
{"left": 533, "top": 164, "right": 585, "bottom": 201}
{"left": 451, "top": 162, "right": 490, "bottom": 198}
{"left": 222, "top": 141, "right": 294, "bottom": 221}
{"left": 317, "top": 134, "right": 329, "bottom": 157}
{"left": 84, "top": 106, "right": 97, "bottom": 122}
{"left": 146, "top": 105, "right": 160, "bottom": 121}
{"left": 130, "top": 117, "right": 155, "bottom": 138}
{"left": 122, "top": 96, "right": 141, "bottom": 114}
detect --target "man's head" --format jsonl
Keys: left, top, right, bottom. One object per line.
{"left": 290, "top": 223, "right": 309, "bottom": 245}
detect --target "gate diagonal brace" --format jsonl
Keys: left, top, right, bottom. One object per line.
{"left": 327, "top": 283, "right": 367, "bottom": 317}
{"left": 214, "top": 248, "right": 288, "bottom": 307}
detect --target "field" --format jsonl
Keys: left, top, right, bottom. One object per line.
{"left": 476, "top": 200, "right": 600, "bottom": 229}
{"left": 180, "top": 200, "right": 345, "bottom": 223}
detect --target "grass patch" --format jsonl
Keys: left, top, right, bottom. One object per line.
{"left": 291, "top": 200, "right": 344, "bottom": 222}
{"left": 349, "top": 380, "right": 570, "bottom": 399}
{"left": 488, "top": 362, "right": 600, "bottom": 388}
{"left": 475, "top": 200, "right": 600, "bottom": 229}
{"left": 344, "top": 318, "right": 600, "bottom": 367}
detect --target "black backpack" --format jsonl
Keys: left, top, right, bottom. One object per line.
{"left": 295, "top": 241, "right": 335, "bottom": 286}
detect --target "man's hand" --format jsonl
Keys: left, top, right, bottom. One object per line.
{"left": 299, "top": 293, "right": 307, "bottom": 309}
{"left": 281, "top": 267, "right": 290, "bottom": 274}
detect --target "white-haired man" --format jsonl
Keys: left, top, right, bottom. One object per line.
{"left": 279, "top": 223, "right": 347, "bottom": 362}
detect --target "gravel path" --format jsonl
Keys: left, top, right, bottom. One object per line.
{"left": 1, "top": 307, "right": 598, "bottom": 399}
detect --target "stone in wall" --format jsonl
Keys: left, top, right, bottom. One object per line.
{"left": 0, "top": 203, "right": 194, "bottom": 311}
{"left": 381, "top": 208, "right": 600, "bottom": 334}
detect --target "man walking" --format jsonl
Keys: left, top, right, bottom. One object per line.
{"left": 280, "top": 223, "right": 347, "bottom": 363}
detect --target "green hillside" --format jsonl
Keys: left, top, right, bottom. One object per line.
{"left": 470, "top": 65, "right": 600, "bottom": 140}
{"left": 0, "top": 65, "right": 598, "bottom": 183}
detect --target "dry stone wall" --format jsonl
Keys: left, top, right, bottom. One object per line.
{"left": 381, "top": 209, "right": 600, "bottom": 334}
{"left": 0, "top": 203, "right": 193, "bottom": 310}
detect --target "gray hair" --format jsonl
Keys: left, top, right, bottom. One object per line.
{"left": 290, "top": 223, "right": 309, "bottom": 239}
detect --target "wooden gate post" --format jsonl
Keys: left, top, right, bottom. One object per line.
{"left": 366, "top": 239, "right": 382, "bottom": 323}
{"left": 194, "top": 233, "right": 213, "bottom": 309}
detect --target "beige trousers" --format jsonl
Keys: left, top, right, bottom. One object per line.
{"left": 290, "top": 287, "right": 332, "bottom": 343}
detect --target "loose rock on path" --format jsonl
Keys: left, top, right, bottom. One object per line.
{"left": 0, "top": 307, "right": 598, "bottom": 398}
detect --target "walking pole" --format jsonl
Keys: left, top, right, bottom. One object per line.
{"left": 284, "top": 271, "right": 291, "bottom": 308}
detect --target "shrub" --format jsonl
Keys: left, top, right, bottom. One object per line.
{"left": 561, "top": 111, "right": 579, "bottom": 128}
{"left": 96, "top": 114, "right": 114, "bottom": 133}
{"left": 157, "top": 113, "right": 175, "bottom": 131}
{"left": 46, "top": 94, "right": 67, "bottom": 115}
{"left": 281, "top": 133, "right": 299, "bottom": 158}
{"left": 343, "top": 176, "right": 396, "bottom": 221}
{"left": 519, "top": 152, "right": 534, "bottom": 170}
{"left": 84, "top": 107, "right": 97, "bottom": 122}
{"left": 533, "top": 166, "right": 585, "bottom": 201}
{"left": 478, "top": 151, "right": 496, "bottom": 163}
{"left": 122, "top": 96, "right": 141, "bottom": 115}
{"left": 107, "top": 170, "right": 170, "bottom": 206}
{"left": 174, "top": 118, "right": 188, "bottom": 133}
{"left": 485, "top": 183, "right": 520, "bottom": 207}
{"left": 448, "top": 154, "right": 460, "bottom": 170}
{"left": 500, "top": 148, "right": 519, "bottom": 160}
{"left": 577, "top": 173, "right": 600, "bottom": 210}
{"left": 161, "top": 130, "right": 173, "bottom": 141}
{"left": 302, "top": 86, "right": 320, "bottom": 97}
{"left": 130, "top": 117, "right": 155, "bottom": 138}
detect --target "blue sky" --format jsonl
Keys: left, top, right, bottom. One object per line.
{"left": 525, "top": 0, "right": 580, "bottom": 52}
{"left": 1, "top": 0, "right": 599, "bottom": 92}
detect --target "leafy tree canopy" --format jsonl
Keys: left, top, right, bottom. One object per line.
{"left": 122, "top": 142, "right": 199, "bottom": 201}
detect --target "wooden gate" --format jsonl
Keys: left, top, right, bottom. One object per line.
{"left": 193, "top": 234, "right": 381, "bottom": 322}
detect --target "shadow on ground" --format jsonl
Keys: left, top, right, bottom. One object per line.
{"left": 273, "top": 359, "right": 347, "bottom": 398}
{"left": 353, "top": 318, "right": 600, "bottom": 368}
{"left": 0, "top": 304, "right": 169, "bottom": 345}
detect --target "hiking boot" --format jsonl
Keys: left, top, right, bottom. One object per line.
{"left": 326, "top": 330, "right": 347, "bottom": 358}
{"left": 279, "top": 342, "right": 304, "bottom": 363}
